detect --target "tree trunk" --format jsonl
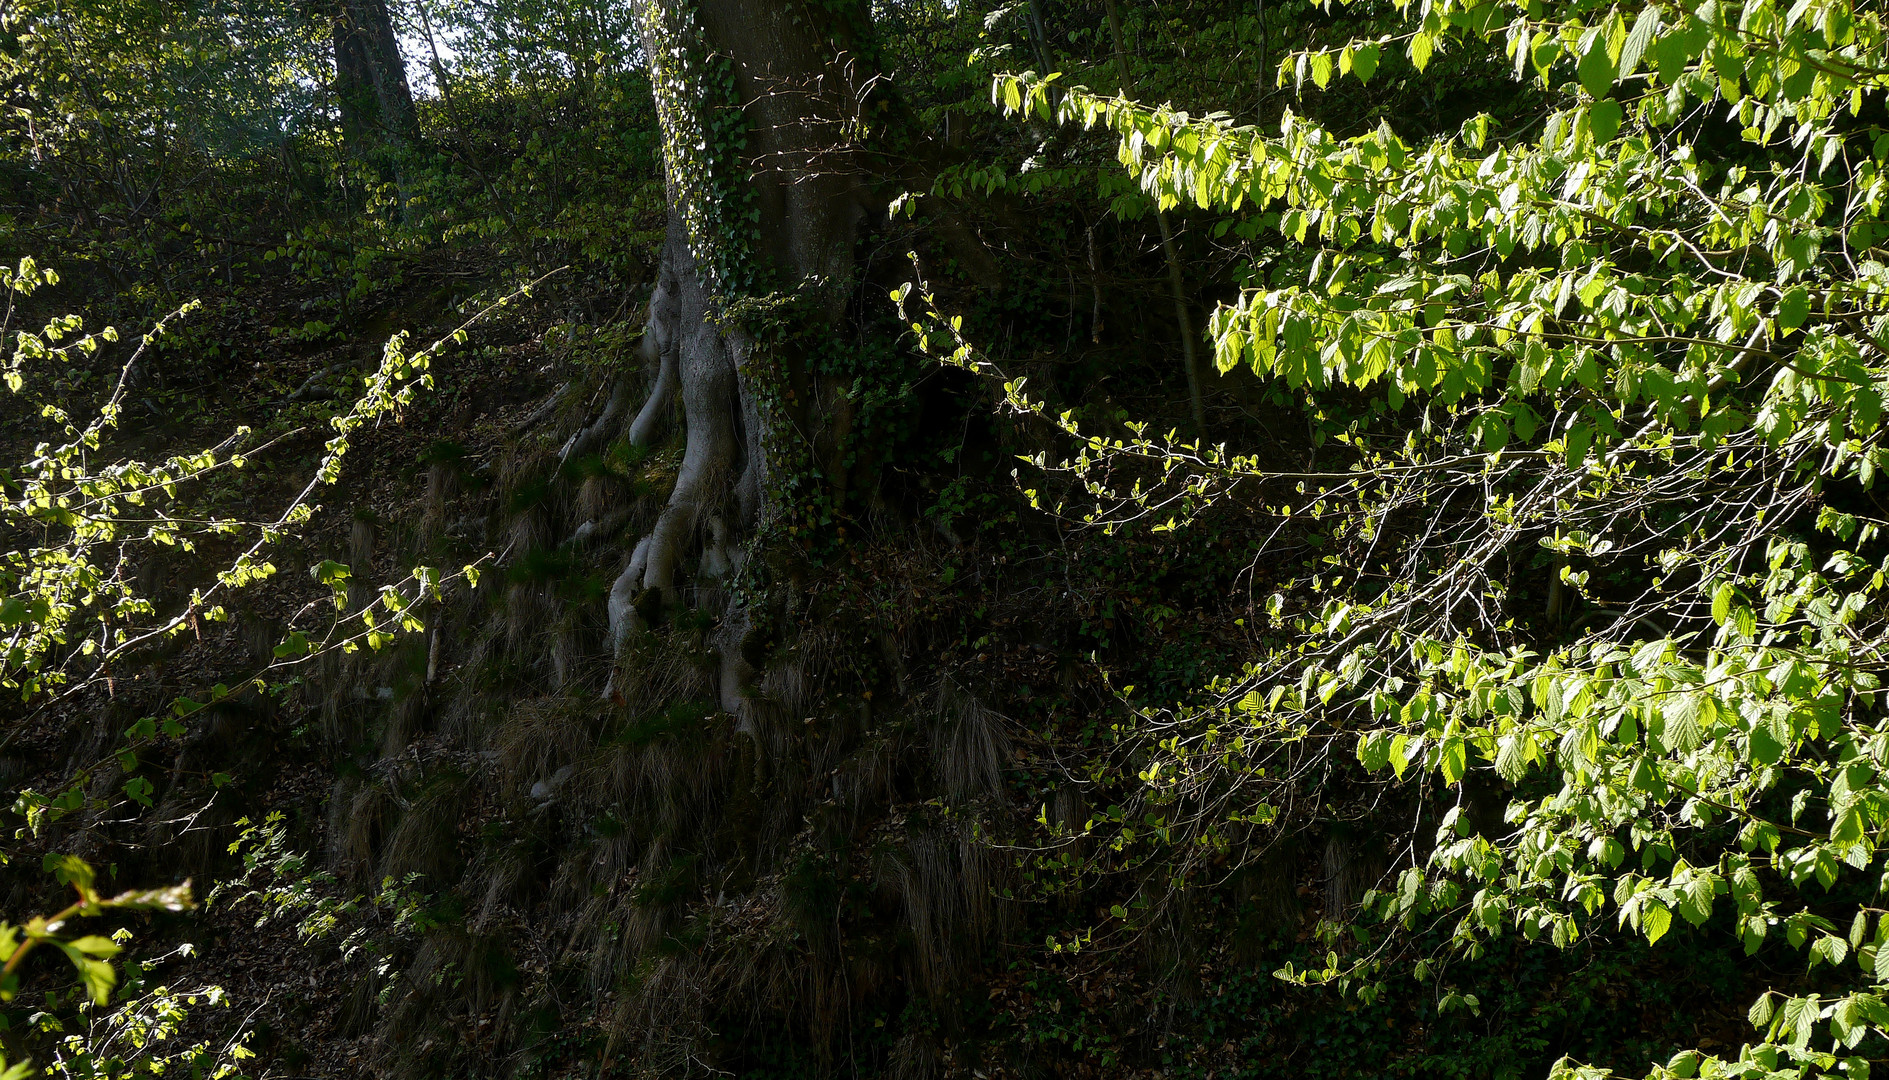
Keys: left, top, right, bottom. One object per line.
{"left": 333, "top": 0, "right": 418, "bottom": 151}
{"left": 604, "top": 0, "right": 877, "bottom": 717}
{"left": 293, "top": 3, "right": 1021, "bottom": 1069}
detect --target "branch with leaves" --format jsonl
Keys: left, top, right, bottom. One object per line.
{"left": 921, "top": 0, "right": 1889, "bottom": 1076}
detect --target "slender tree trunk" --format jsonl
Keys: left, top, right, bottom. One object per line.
{"left": 333, "top": 0, "right": 418, "bottom": 151}
{"left": 1102, "top": 0, "right": 1207, "bottom": 437}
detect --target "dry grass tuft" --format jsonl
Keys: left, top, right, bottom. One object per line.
{"left": 889, "top": 1028, "right": 946, "bottom": 1080}
{"left": 830, "top": 734, "right": 899, "bottom": 817}
{"left": 932, "top": 679, "right": 1012, "bottom": 804}
{"left": 877, "top": 827, "right": 1001, "bottom": 997}
{"left": 611, "top": 630, "right": 717, "bottom": 717}
{"left": 329, "top": 773, "right": 394, "bottom": 881}
{"left": 492, "top": 694, "right": 603, "bottom": 799}
{"left": 760, "top": 625, "right": 843, "bottom": 719}
{"left": 417, "top": 461, "right": 461, "bottom": 552}
{"left": 470, "top": 831, "right": 543, "bottom": 929}
{"left": 379, "top": 771, "right": 468, "bottom": 883}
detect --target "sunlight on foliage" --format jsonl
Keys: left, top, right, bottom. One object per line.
{"left": 912, "top": 0, "right": 1889, "bottom": 1076}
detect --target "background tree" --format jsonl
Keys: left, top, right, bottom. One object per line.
{"left": 332, "top": 0, "right": 419, "bottom": 153}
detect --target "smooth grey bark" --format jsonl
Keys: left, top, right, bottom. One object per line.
{"left": 602, "top": 0, "right": 875, "bottom": 711}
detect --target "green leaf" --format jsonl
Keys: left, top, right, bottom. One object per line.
{"left": 1589, "top": 99, "right": 1623, "bottom": 143}
{"left": 1311, "top": 51, "right": 1333, "bottom": 89}
{"left": 106, "top": 882, "right": 194, "bottom": 913}
{"left": 1749, "top": 721, "right": 1786, "bottom": 766}
{"left": 65, "top": 934, "right": 120, "bottom": 959}
{"left": 1630, "top": 755, "right": 1666, "bottom": 798}
{"left": 1661, "top": 693, "right": 1707, "bottom": 754}
{"left": 43, "top": 854, "right": 97, "bottom": 898}
{"left": 1351, "top": 41, "right": 1380, "bottom": 83}
{"left": 1813, "top": 934, "right": 1850, "bottom": 968}
{"left": 1565, "top": 423, "right": 1593, "bottom": 465}
{"left": 1617, "top": 7, "right": 1660, "bottom": 80}
{"left": 1749, "top": 992, "right": 1775, "bottom": 1027}
{"left": 1494, "top": 734, "right": 1527, "bottom": 782}
{"left": 1440, "top": 737, "right": 1467, "bottom": 784}
{"left": 51, "top": 941, "right": 115, "bottom": 1005}
{"left": 1644, "top": 902, "right": 1673, "bottom": 944}
{"left": 1598, "top": 837, "right": 1624, "bottom": 868}
{"left": 1781, "top": 995, "right": 1819, "bottom": 1048}
{"left": 1389, "top": 733, "right": 1414, "bottom": 780}
{"left": 1777, "top": 285, "right": 1810, "bottom": 333}
{"left": 273, "top": 630, "right": 311, "bottom": 659}
{"left": 1578, "top": 28, "right": 1617, "bottom": 97}
{"left": 1360, "top": 731, "right": 1390, "bottom": 771}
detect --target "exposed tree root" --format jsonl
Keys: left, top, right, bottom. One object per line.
{"left": 587, "top": 219, "right": 765, "bottom": 722}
